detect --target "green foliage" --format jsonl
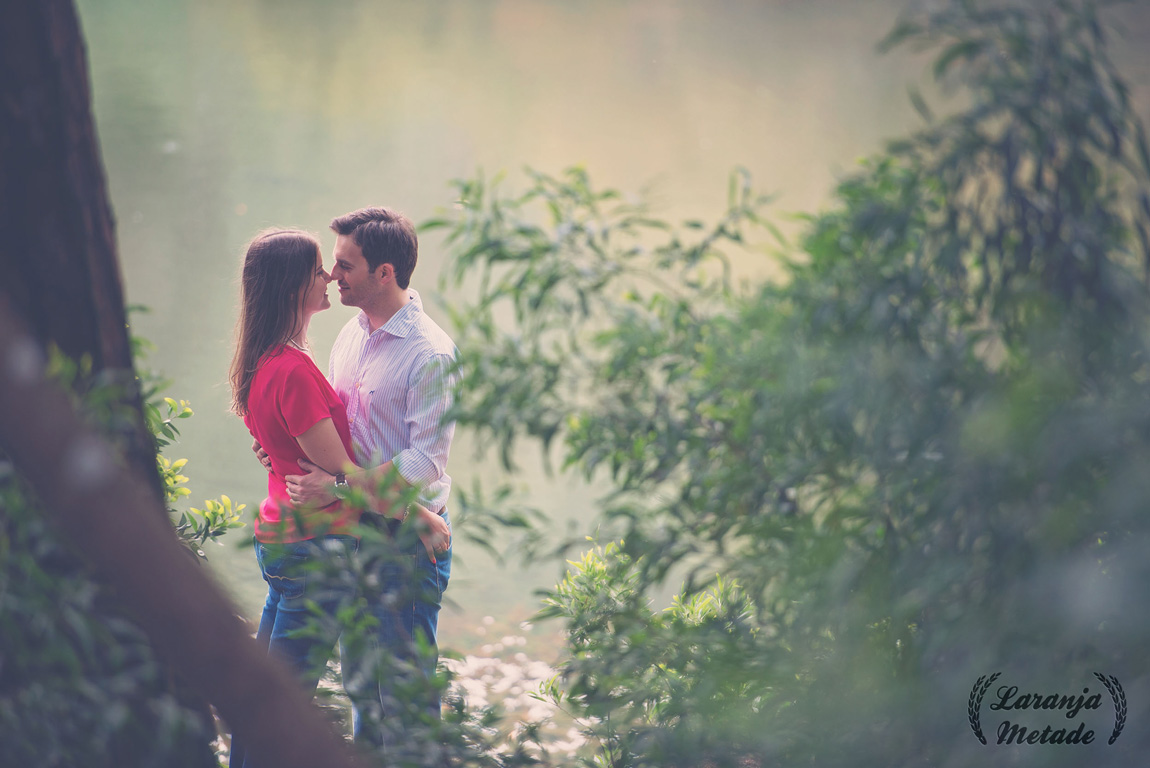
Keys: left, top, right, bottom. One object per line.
{"left": 135, "top": 331, "right": 246, "bottom": 560}
{"left": 45, "top": 325, "right": 247, "bottom": 560}
{"left": 175, "top": 495, "right": 246, "bottom": 560}
{"left": 0, "top": 336, "right": 226, "bottom": 765}
{"left": 437, "top": 1, "right": 1150, "bottom": 765}
{"left": 538, "top": 543, "right": 768, "bottom": 768}
{"left": 0, "top": 475, "right": 217, "bottom": 767}
{"left": 431, "top": 164, "right": 769, "bottom": 476}
{"left": 452, "top": 478, "right": 551, "bottom": 564}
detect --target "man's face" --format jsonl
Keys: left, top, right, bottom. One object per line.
{"left": 330, "top": 234, "right": 382, "bottom": 308}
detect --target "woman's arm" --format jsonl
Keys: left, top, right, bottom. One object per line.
{"left": 294, "top": 417, "right": 357, "bottom": 477}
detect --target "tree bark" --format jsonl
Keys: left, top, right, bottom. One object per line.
{"left": 0, "top": 0, "right": 159, "bottom": 500}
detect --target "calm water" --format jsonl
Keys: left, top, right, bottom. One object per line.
{"left": 75, "top": 0, "right": 1150, "bottom": 642}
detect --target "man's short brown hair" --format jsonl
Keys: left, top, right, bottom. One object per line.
{"left": 330, "top": 207, "right": 418, "bottom": 289}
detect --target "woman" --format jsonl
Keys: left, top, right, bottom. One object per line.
{"left": 228, "top": 229, "right": 362, "bottom": 768}
{"left": 228, "top": 229, "right": 446, "bottom": 766}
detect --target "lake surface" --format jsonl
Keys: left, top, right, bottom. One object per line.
{"left": 75, "top": 0, "right": 1150, "bottom": 646}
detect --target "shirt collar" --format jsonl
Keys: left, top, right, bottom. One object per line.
{"left": 356, "top": 289, "right": 423, "bottom": 338}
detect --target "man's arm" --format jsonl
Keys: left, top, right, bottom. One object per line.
{"left": 286, "top": 456, "right": 400, "bottom": 507}
{"left": 391, "top": 352, "right": 457, "bottom": 503}
{"left": 252, "top": 439, "right": 271, "bottom": 472}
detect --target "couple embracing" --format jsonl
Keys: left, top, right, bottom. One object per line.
{"left": 228, "top": 207, "right": 457, "bottom": 765}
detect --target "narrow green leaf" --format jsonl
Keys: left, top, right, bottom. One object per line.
{"left": 933, "top": 40, "right": 983, "bottom": 80}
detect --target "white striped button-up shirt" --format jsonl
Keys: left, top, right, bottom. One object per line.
{"left": 328, "top": 289, "right": 458, "bottom": 512}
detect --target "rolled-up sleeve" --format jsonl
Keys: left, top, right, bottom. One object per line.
{"left": 393, "top": 352, "right": 458, "bottom": 505}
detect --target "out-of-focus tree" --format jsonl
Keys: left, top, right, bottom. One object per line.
{"left": 437, "top": 0, "right": 1150, "bottom": 765}
{"left": 0, "top": 2, "right": 364, "bottom": 766}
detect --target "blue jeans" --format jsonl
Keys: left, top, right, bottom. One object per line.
{"left": 344, "top": 510, "right": 451, "bottom": 751}
{"left": 233, "top": 534, "right": 359, "bottom": 768}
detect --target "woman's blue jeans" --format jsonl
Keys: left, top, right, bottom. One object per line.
{"left": 255, "top": 534, "right": 360, "bottom": 685}
{"left": 232, "top": 534, "right": 359, "bottom": 768}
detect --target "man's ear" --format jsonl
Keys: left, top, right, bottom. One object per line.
{"left": 375, "top": 263, "right": 394, "bottom": 283}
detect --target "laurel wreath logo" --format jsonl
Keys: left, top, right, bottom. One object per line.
{"left": 1093, "top": 673, "right": 1127, "bottom": 745}
{"left": 968, "top": 672, "right": 1001, "bottom": 745}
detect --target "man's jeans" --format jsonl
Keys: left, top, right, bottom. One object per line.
{"left": 233, "top": 534, "right": 359, "bottom": 768}
{"left": 344, "top": 510, "right": 451, "bottom": 751}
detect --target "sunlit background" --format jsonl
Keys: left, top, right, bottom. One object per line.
{"left": 75, "top": 0, "right": 1150, "bottom": 659}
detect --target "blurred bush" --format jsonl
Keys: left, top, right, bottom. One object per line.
{"left": 436, "top": 1, "right": 1150, "bottom": 765}
{"left": 0, "top": 341, "right": 233, "bottom": 766}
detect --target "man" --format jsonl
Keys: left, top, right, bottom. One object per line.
{"left": 284, "top": 206, "right": 458, "bottom": 748}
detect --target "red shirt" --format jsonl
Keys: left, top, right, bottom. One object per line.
{"left": 243, "top": 345, "right": 359, "bottom": 543}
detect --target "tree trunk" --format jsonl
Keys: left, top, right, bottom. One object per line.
{"left": 0, "top": 2, "right": 363, "bottom": 766}
{"left": 0, "top": 0, "right": 160, "bottom": 501}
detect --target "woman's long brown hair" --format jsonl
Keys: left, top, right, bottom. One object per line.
{"left": 230, "top": 229, "right": 322, "bottom": 417}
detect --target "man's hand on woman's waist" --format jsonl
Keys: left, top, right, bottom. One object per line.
{"left": 285, "top": 458, "right": 337, "bottom": 507}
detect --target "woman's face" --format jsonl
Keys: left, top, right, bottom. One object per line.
{"left": 300, "top": 247, "right": 332, "bottom": 318}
